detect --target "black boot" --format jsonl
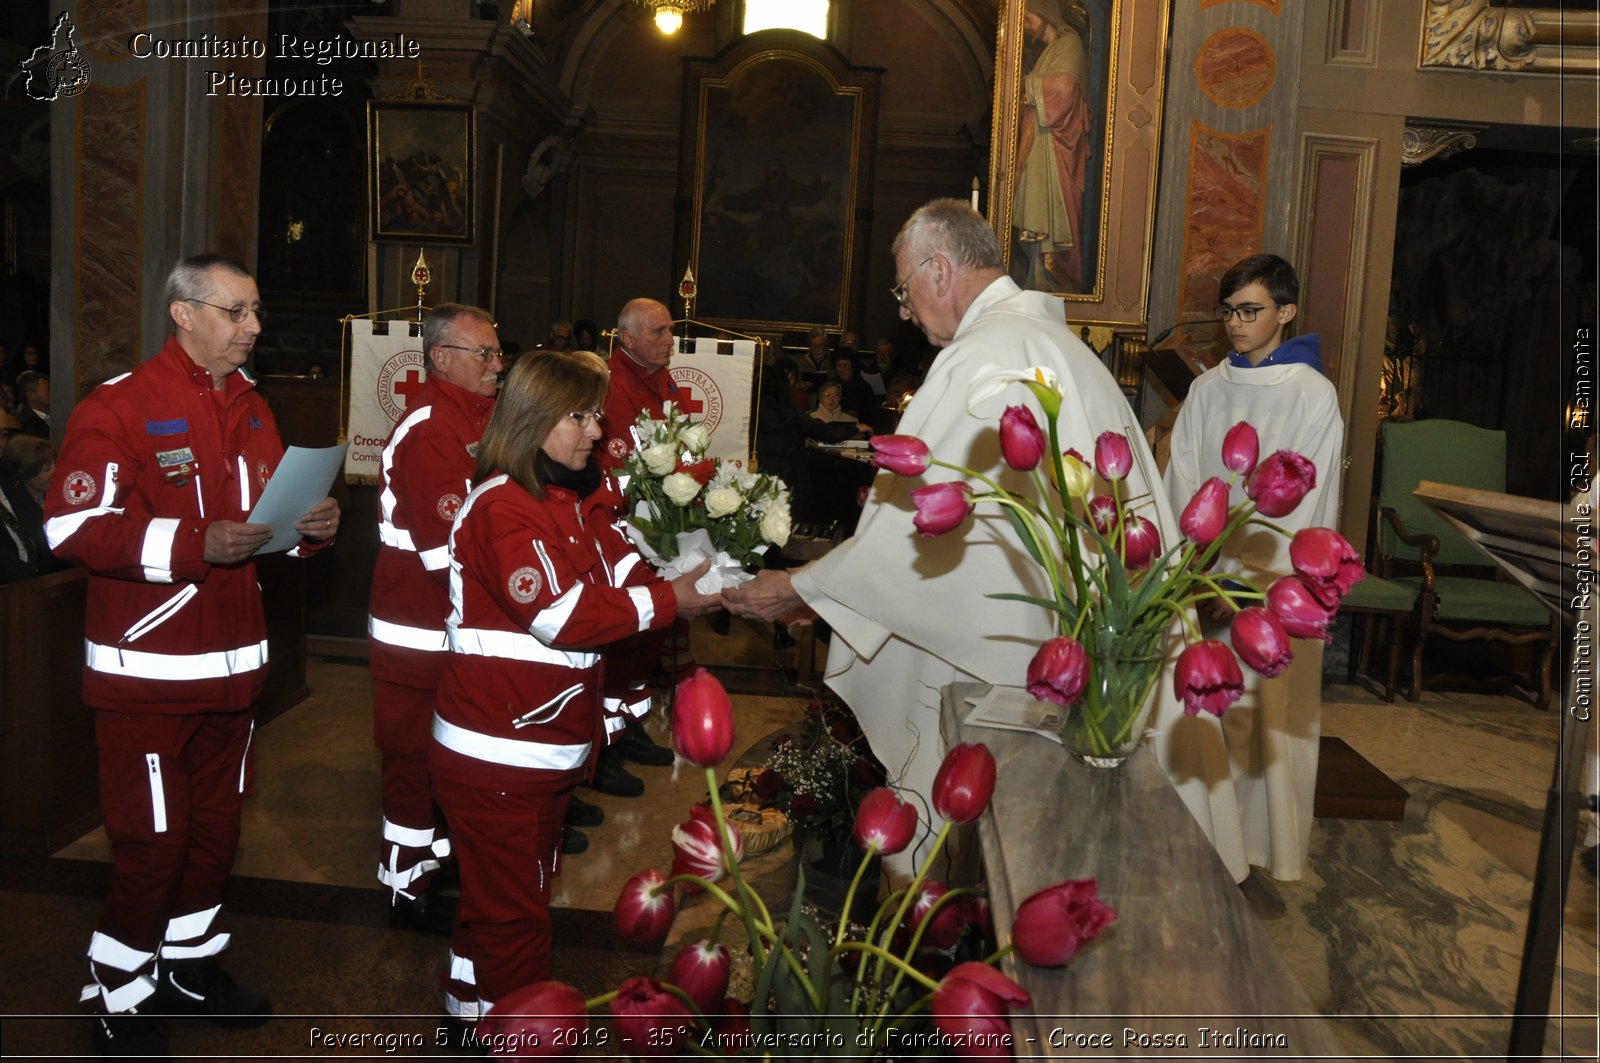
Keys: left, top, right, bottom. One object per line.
{"left": 565, "top": 794, "right": 605, "bottom": 828}
{"left": 562, "top": 827, "right": 590, "bottom": 855}
{"left": 617, "top": 718, "right": 673, "bottom": 767}
{"left": 148, "top": 956, "right": 271, "bottom": 1027}
{"left": 582, "top": 745, "right": 644, "bottom": 797}
{"left": 92, "top": 1009, "right": 171, "bottom": 1058}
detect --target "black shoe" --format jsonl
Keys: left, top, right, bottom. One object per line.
{"left": 617, "top": 721, "right": 674, "bottom": 767}
{"left": 710, "top": 609, "right": 732, "bottom": 635}
{"left": 148, "top": 957, "right": 271, "bottom": 1028}
{"left": 583, "top": 749, "right": 645, "bottom": 797}
{"left": 773, "top": 625, "right": 797, "bottom": 650}
{"left": 563, "top": 827, "right": 590, "bottom": 855}
{"left": 565, "top": 794, "right": 605, "bottom": 828}
{"left": 389, "top": 889, "right": 456, "bottom": 935}
{"left": 93, "top": 1010, "right": 171, "bottom": 1058}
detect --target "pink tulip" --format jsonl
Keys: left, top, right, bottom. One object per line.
{"left": 931, "top": 963, "right": 1031, "bottom": 1056}
{"left": 999, "top": 405, "right": 1047, "bottom": 471}
{"left": 909, "top": 880, "right": 965, "bottom": 950}
{"left": 1173, "top": 640, "right": 1244, "bottom": 717}
{"left": 1222, "top": 421, "right": 1259, "bottom": 475}
{"left": 869, "top": 434, "right": 931, "bottom": 476}
{"left": 1290, "top": 527, "right": 1365, "bottom": 606}
{"left": 1265, "top": 575, "right": 1337, "bottom": 643}
{"left": 670, "top": 667, "right": 734, "bottom": 767}
{"left": 612, "top": 868, "right": 675, "bottom": 946}
{"left": 1244, "top": 450, "right": 1316, "bottom": 518}
{"left": 932, "top": 742, "right": 996, "bottom": 824}
{"left": 852, "top": 787, "right": 920, "bottom": 855}
{"left": 1230, "top": 606, "right": 1294, "bottom": 678}
{"left": 665, "top": 939, "right": 731, "bottom": 1015}
{"left": 608, "top": 976, "right": 692, "bottom": 1054}
{"left": 1094, "top": 431, "right": 1133, "bottom": 481}
{"left": 958, "top": 889, "right": 993, "bottom": 940}
{"left": 669, "top": 803, "right": 743, "bottom": 884}
{"left": 1180, "top": 477, "right": 1230, "bottom": 546}
{"left": 1086, "top": 494, "right": 1120, "bottom": 535}
{"left": 478, "top": 980, "right": 589, "bottom": 1058}
{"left": 911, "top": 482, "right": 974, "bottom": 537}
{"left": 1011, "top": 877, "right": 1117, "bottom": 968}
{"left": 1025, "top": 636, "right": 1088, "bottom": 707}
{"left": 1121, "top": 515, "right": 1162, "bottom": 571}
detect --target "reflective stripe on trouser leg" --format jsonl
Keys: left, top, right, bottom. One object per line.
{"left": 375, "top": 681, "right": 449, "bottom": 897}
{"left": 444, "top": 950, "right": 487, "bottom": 1020}
{"left": 81, "top": 931, "right": 158, "bottom": 1014}
{"left": 159, "top": 904, "right": 229, "bottom": 961}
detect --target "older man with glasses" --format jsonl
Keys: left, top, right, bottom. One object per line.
{"left": 44, "top": 253, "right": 339, "bottom": 1057}
{"left": 724, "top": 199, "right": 1243, "bottom": 880}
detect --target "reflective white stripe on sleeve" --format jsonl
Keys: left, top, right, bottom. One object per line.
{"left": 146, "top": 755, "right": 167, "bottom": 833}
{"left": 138, "top": 517, "right": 181, "bottom": 583}
{"left": 628, "top": 585, "right": 656, "bottom": 631}
{"left": 378, "top": 520, "right": 417, "bottom": 551}
{"left": 45, "top": 460, "right": 123, "bottom": 548}
{"left": 419, "top": 544, "right": 449, "bottom": 571}
{"left": 446, "top": 626, "right": 597, "bottom": 669}
{"left": 529, "top": 583, "right": 584, "bottom": 643}
{"left": 87, "top": 931, "right": 156, "bottom": 974}
{"left": 432, "top": 714, "right": 591, "bottom": 771}
{"left": 86, "top": 638, "right": 269, "bottom": 680}
{"left": 369, "top": 615, "right": 448, "bottom": 653}
{"left": 613, "top": 552, "right": 644, "bottom": 584}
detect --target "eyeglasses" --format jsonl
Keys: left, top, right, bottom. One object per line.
{"left": 435, "top": 344, "right": 505, "bottom": 363}
{"left": 1214, "top": 303, "right": 1279, "bottom": 323}
{"left": 187, "top": 299, "right": 265, "bottom": 324}
{"left": 891, "top": 256, "right": 935, "bottom": 305}
{"left": 567, "top": 409, "right": 603, "bottom": 428}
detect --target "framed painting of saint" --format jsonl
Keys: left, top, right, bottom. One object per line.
{"left": 367, "top": 100, "right": 475, "bottom": 245}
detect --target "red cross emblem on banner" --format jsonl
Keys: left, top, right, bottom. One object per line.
{"left": 675, "top": 386, "right": 704, "bottom": 417}
{"left": 394, "top": 369, "right": 426, "bottom": 405}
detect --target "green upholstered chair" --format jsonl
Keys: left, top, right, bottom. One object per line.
{"left": 1373, "top": 419, "right": 1558, "bottom": 706}
{"left": 1339, "top": 572, "right": 1418, "bottom": 702}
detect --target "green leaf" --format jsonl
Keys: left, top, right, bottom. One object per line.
{"left": 1003, "top": 505, "right": 1045, "bottom": 567}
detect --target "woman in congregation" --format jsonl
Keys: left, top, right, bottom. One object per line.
{"left": 808, "top": 381, "right": 872, "bottom": 442}
{"left": 427, "top": 349, "right": 719, "bottom": 1024}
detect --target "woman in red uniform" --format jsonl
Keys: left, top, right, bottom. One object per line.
{"left": 429, "top": 349, "right": 718, "bottom": 1022}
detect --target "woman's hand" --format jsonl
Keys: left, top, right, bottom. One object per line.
{"left": 670, "top": 560, "right": 723, "bottom": 618}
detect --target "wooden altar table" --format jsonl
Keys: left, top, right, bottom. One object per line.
{"left": 941, "top": 684, "right": 1350, "bottom": 1058}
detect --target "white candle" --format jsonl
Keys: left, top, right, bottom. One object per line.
{"left": 970, "top": 176, "right": 980, "bottom": 212}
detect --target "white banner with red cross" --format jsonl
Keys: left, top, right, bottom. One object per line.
{"left": 346, "top": 318, "right": 427, "bottom": 485}
{"left": 669, "top": 337, "right": 757, "bottom": 470}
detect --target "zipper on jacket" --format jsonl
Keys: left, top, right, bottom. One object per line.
{"left": 146, "top": 754, "right": 168, "bottom": 833}
{"left": 119, "top": 584, "right": 201, "bottom": 650}
{"left": 510, "top": 683, "right": 585, "bottom": 729}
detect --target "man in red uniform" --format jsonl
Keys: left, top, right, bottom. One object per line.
{"left": 44, "top": 254, "right": 339, "bottom": 1057}
{"left": 593, "top": 297, "right": 681, "bottom": 794}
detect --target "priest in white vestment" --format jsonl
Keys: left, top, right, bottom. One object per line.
{"left": 725, "top": 199, "right": 1247, "bottom": 880}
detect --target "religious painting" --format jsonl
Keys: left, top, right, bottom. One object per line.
{"left": 367, "top": 100, "right": 475, "bottom": 244}
{"left": 678, "top": 39, "right": 881, "bottom": 334}
{"left": 990, "top": 0, "right": 1170, "bottom": 326}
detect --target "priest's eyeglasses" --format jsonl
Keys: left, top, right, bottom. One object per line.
{"left": 891, "top": 256, "right": 935, "bottom": 305}
{"left": 435, "top": 344, "right": 504, "bottom": 363}
{"left": 187, "top": 299, "right": 266, "bottom": 324}
{"left": 1214, "top": 303, "right": 1279, "bottom": 323}
{"left": 567, "top": 409, "right": 604, "bottom": 428}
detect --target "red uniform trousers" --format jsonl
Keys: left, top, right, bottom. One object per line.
{"left": 431, "top": 776, "right": 569, "bottom": 1020}
{"left": 372, "top": 678, "right": 450, "bottom": 897}
{"left": 85, "top": 708, "right": 254, "bottom": 1014}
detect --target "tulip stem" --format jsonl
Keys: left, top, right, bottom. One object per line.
{"left": 833, "top": 940, "right": 941, "bottom": 993}
{"left": 831, "top": 844, "right": 878, "bottom": 950}
{"left": 862, "top": 822, "right": 952, "bottom": 1012}
{"left": 703, "top": 770, "right": 775, "bottom": 969}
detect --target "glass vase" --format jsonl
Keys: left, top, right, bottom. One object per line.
{"left": 1060, "top": 645, "right": 1164, "bottom": 769}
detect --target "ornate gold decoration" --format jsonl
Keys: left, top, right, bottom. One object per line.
{"left": 1400, "top": 122, "right": 1483, "bottom": 167}
{"left": 1420, "top": 0, "right": 1598, "bottom": 76}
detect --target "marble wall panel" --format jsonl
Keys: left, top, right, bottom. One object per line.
{"left": 1197, "top": 28, "right": 1276, "bottom": 109}
{"left": 1177, "top": 124, "right": 1269, "bottom": 321}
{"left": 77, "top": 0, "right": 141, "bottom": 62}
{"left": 75, "top": 84, "right": 144, "bottom": 393}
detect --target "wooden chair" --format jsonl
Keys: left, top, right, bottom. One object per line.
{"left": 1338, "top": 572, "right": 1417, "bottom": 702}
{"left": 1372, "top": 419, "right": 1559, "bottom": 706}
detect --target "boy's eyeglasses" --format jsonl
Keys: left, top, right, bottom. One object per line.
{"left": 1214, "top": 303, "right": 1279, "bottom": 323}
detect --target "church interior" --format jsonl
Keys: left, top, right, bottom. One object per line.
{"left": 1, "top": 0, "right": 1597, "bottom": 1059}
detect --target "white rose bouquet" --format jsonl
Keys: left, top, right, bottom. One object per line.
{"left": 621, "top": 402, "right": 792, "bottom": 593}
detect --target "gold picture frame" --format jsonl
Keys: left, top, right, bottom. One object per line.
{"left": 988, "top": 0, "right": 1171, "bottom": 327}
{"left": 1420, "top": 0, "right": 1599, "bottom": 76}
{"left": 676, "top": 36, "right": 881, "bottom": 334}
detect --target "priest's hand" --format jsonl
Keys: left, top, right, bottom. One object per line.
{"left": 722, "top": 569, "right": 805, "bottom": 622}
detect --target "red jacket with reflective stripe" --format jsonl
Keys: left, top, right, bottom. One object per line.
{"left": 367, "top": 377, "right": 494, "bottom": 688}
{"left": 597, "top": 347, "right": 677, "bottom": 474}
{"left": 431, "top": 472, "right": 674, "bottom": 793}
{"left": 43, "top": 338, "right": 322, "bottom": 713}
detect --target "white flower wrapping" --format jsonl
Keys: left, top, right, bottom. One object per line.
{"left": 625, "top": 522, "right": 759, "bottom": 594}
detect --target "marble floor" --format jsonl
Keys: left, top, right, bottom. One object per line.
{"left": 1, "top": 617, "right": 1595, "bottom": 1060}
